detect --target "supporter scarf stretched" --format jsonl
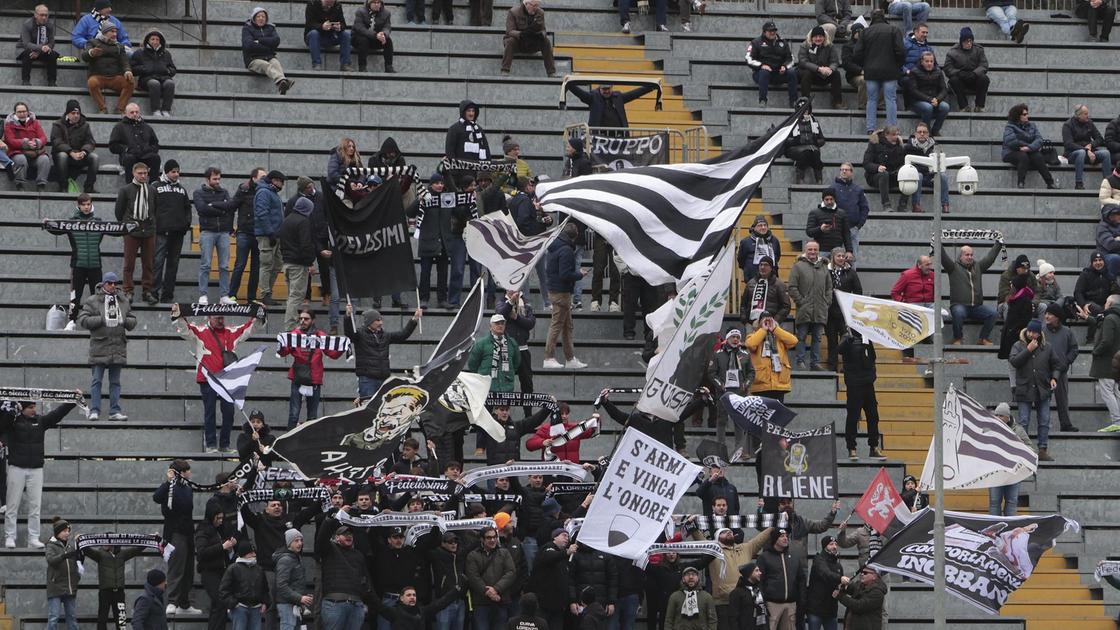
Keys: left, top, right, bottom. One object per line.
{"left": 749, "top": 278, "right": 769, "bottom": 317}
{"left": 42, "top": 219, "right": 138, "bottom": 235}
{"left": 545, "top": 482, "right": 598, "bottom": 497}
{"left": 335, "top": 510, "right": 449, "bottom": 529}
{"left": 457, "top": 461, "right": 588, "bottom": 488}
{"left": 176, "top": 302, "right": 266, "bottom": 320}
{"left": 403, "top": 517, "right": 497, "bottom": 546}
{"left": 74, "top": 533, "right": 163, "bottom": 552}
{"left": 275, "top": 332, "right": 352, "bottom": 359}
{"left": 0, "top": 387, "right": 85, "bottom": 404}
{"left": 344, "top": 165, "right": 430, "bottom": 203}
{"left": 168, "top": 460, "right": 256, "bottom": 510}
{"left": 374, "top": 475, "right": 464, "bottom": 496}
{"left": 439, "top": 157, "right": 517, "bottom": 174}
{"left": 542, "top": 417, "right": 601, "bottom": 460}
{"left": 675, "top": 513, "right": 787, "bottom": 533}
{"left": 930, "top": 229, "right": 1007, "bottom": 262}
{"left": 485, "top": 391, "right": 560, "bottom": 414}
{"left": 592, "top": 387, "right": 643, "bottom": 407}
{"left": 413, "top": 192, "right": 476, "bottom": 232}
{"left": 633, "top": 541, "right": 728, "bottom": 577}
{"left": 427, "top": 492, "right": 523, "bottom": 504}
{"left": 237, "top": 486, "right": 332, "bottom": 508}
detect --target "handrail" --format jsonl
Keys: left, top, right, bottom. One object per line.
{"left": 563, "top": 123, "right": 711, "bottom": 166}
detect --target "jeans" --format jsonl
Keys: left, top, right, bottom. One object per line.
{"left": 230, "top": 232, "right": 260, "bottom": 300}
{"left": 306, "top": 29, "right": 352, "bottom": 66}
{"left": 419, "top": 253, "right": 449, "bottom": 304}
{"left": 752, "top": 67, "right": 798, "bottom": 104}
{"left": 198, "top": 231, "right": 231, "bottom": 299}
{"left": 850, "top": 225, "right": 862, "bottom": 260}
{"left": 911, "top": 172, "right": 950, "bottom": 208}
{"left": 153, "top": 231, "right": 186, "bottom": 301}
{"left": 54, "top": 151, "right": 99, "bottom": 191}
{"left": 289, "top": 380, "right": 321, "bottom": 428}
{"left": 949, "top": 303, "right": 996, "bottom": 342}
{"left": 989, "top": 483, "right": 1021, "bottom": 516}
{"left": 616, "top": 594, "right": 640, "bottom": 630}
{"left": 1019, "top": 396, "right": 1051, "bottom": 448}
{"left": 795, "top": 322, "right": 824, "bottom": 365}
{"left": 358, "top": 376, "right": 384, "bottom": 398}
{"left": 145, "top": 78, "right": 175, "bottom": 112}
{"left": 521, "top": 536, "right": 539, "bottom": 570}
{"left": 90, "top": 364, "right": 122, "bottom": 414}
{"left": 447, "top": 237, "right": 480, "bottom": 305}
{"left": 5, "top": 465, "right": 44, "bottom": 542}
{"left": 230, "top": 605, "right": 263, "bottom": 630}
{"left": 911, "top": 100, "right": 951, "bottom": 135}
{"left": 865, "top": 80, "right": 898, "bottom": 133}
{"left": 1067, "top": 148, "right": 1112, "bottom": 184}
{"left": 321, "top": 600, "right": 366, "bottom": 630}
{"left": 377, "top": 595, "right": 398, "bottom": 630}
{"left": 435, "top": 598, "right": 465, "bottom": 630}
{"left": 199, "top": 381, "right": 235, "bottom": 449}
{"left": 278, "top": 602, "right": 300, "bottom": 630}
{"left": 405, "top": 0, "right": 428, "bottom": 22}
{"left": 11, "top": 153, "right": 51, "bottom": 185}
{"left": 986, "top": 4, "right": 1018, "bottom": 36}
{"left": 47, "top": 596, "right": 78, "bottom": 630}
{"left": 807, "top": 614, "right": 838, "bottom": 630}
{"left": 472, "top": 605, "right": 510, "bottom": 630}
{"left": 889, "top": 0, "right": 930, "bottom": 33}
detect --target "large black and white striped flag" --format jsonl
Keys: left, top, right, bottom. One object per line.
{"left": 919, "top": 385, "right": 1037, "bottom": 490}
{"left": 202, "top": 345, "right": 268, "bottom": 410}
{"left": 534, "top": 106, "right": 806, "bottom": 284}
{"left": 464, "top": 213, "right": 566, "bottom": 291}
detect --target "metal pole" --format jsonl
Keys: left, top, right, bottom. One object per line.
{"left": 200, "top": 0, "right": 209, "bottom": 45}
{"left": 932, "top": 150, "right": 946, "bottom": 630}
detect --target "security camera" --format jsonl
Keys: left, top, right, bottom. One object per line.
{"left": 897, "top": 163, "right": 921, "bottom": 196}
{"left": 957, "top": 164, "right": 979, "bottom": 195}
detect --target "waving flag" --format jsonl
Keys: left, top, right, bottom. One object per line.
{"left": 853, "top": 467, "right": 915, "bottom": 536}
{"left": 464, "top": 213, "right": 567, "bottom": 291}
{"left": 201, "top": 345, "right": 268, "bottom": 409}
{"left": 834, "top": 290, "right": 936, "bottom": 350}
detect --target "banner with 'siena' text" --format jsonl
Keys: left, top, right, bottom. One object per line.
{"left": 579, "top": 427, "right": 702, "bottom": 560}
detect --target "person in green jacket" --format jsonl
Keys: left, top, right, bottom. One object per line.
{"left": 665, "top": 567, "right": 717, "bottom": 630}
{"left": 84, "top": 543, "right": 147, "bottom": 630}
{"left": 44, "top": 193, "right": 103, "bottom": 329}
{"left": 46, "top": 518, "right": 81, "bottom": 630}
{"left": 465, "top": 314, "right": 521, "bottom": 455}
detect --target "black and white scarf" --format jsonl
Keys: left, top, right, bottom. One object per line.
{"left": 336, "top": 166, "right": 431, "bottom": 206}
{"left": 490, "top": 334, "right": 509, "bottom": 379}
{"left": 168, "top": 459, "right": 257, "bottom": 509}
{"left": 413, "top": 192, "right": 476, "bottom": 232}
{"left": 335, "top": 510, "right": 449, "bottom": 529}
{"left": 74, "top": 533, "right": 163, "bottom": 552}
{"left": 545, "top": 482, "right": 598, "bottom": 497}
{"left": 90, "top": 8, "right": 109, "bottom": 25}
{"left": 458, "top": 461, "right": 588, "bottom": 488}
{"left": 275, "top": 332, "right": 352, "bottom": 358}
{"left": 374, "top": 475, "right": 463, "bottom": 496}
{"left": 592, "top": 387, "right": 643, "bottom": 407}
{"left": 426, "top": 492, "right": 523, "bottom": 504}
{"left": 749, "top": 278, "right": 769, "bottom": 316}
{"left": 677, "top": 513, "right": 785, "bottom": 532}
{"left": 403, "top": 517, "right": 497, "bottom": 546}
{"left": 638, "top": 541, "right": 724, "bottom": 568}
{"left": 439, "top": 157, "right": 516, "bottom": 174}
{"left": 176, "top": 302, "right": 265, "bottom": 320}
{"left": 237, "top": 486, "right": 332, "bottom": 508}
{"left": 102, "top": 292, "right": 121, "bottom": 328}
{"left": 0, "top": 387, "right": 85, "bottom": 404}
{"left": 541, "top": 417, "right": 600, "bottom": 460}
{"left": 680, "top": 591, "right": 700, "bottom": 617}
{"left": 131, "top": 181, "right": 150, "bottom": 222}
{"left": 42, "top": 219, "right": 138, "bottom": 235}
{"left": 485, "top": 392, "right": 560, "bottom": 414}
{"left": 931, "top": 229, "right": 1007, "bottom": 262}
{"left": 1095, "top": 560, "right": 1120, "bottom": 582}
{"left": 789, "top": 116, "right": 822, "bottom": 139}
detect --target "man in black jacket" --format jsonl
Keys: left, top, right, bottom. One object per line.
{"left": 745, "top": 21, "right": 797, "bottom": 107}
{"left": 840, "top": 331, "right": 883, "bottom": 460}
{"left": 152, "top": 160, "right": 191, "bottom": 304}
{"left": 195, "top": 503, "right": 236, "bottom": 630}
{"left": 279, "top": 196, "right": 318, "bottom": 329}
{"left": 755, "top": 528, "right": 804, "bottom": 630}
{"left": 219, "top": 540, "right": 271, "bottom": 626}
{"left": 316, "top": 517, "right": 374, "bottom": 630}
{"left": 353, "top": 0, "right": 395, "bottom": 72}
{"left": 344, "top": 304, "right": 421, "bottom": 397}
{"left": 108, "top": 102, "right": 160, "bottom": 179}
{"left": 50, "top": 100, "right": 98, "bottom": 193}
{"left": 305, "top": 0, "right": 353, "bottom": 71}
{"left": 564, "top": 82, "right": 657, "bottom": 128}
{"left": 530, "top": 528, "right": 573, "bottom": 630}
{"left": 372, "top": 526, "right": 433, "bottom": 628}
{"left": 2, "top": 399, "right": 77, "bottom": 549}
{"left": 114, "top": 157, "right": 160, "bottom": 304}
{"left": 240, "top": 498, "right": 321, "bottom": 630}
{"left": 429, "top": 532, "right": 467, "bottom": 630}
{"left": 852, "top": 10, "right": 905, "bottom": 134}
{"left": 229, "top": 168, "right": 266, "bottom": 302}
{"left": 805, "top": 189, "right": 851, "bottom": 254}
{"left": 152, "top": 460, "right": 202, "bottom": 615}
{"left": 805, "top": 536, "right": 843, "bottom": 629}
{"left": 192, "top": 166, "right": 240, "bottom": 305}
{"left": 568, "top": 542, "right": 618, "bottom": 622}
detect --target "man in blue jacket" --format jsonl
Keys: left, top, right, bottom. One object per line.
{"left": 72, "top": 0, "right": 132, "bottom": 51}
{"left": 831, "top": 162, "right": 870, "bottom": 260}
{"left": 543, "top": 222, "right": 588, "bottom": 370}
{"left": 254, "top": 170, "right": 285, "bottom": 305}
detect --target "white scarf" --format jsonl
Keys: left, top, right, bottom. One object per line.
{"left": 103, "top": 292, "right": 121, "bottom": 328}
{"left": 490, "top": 334, "right": 508, "bottom": 378}
{"left": 131, "top": 181, "right": 149, "bottom": 222}
{"left": 680, "top": 589, "right": 700, "bottom": 617}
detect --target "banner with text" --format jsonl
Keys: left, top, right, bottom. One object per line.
{"left": 589, "top": 132, "right": 670, "bottom": 171}
{"left": 758, "top": 422, "right": 838, "bottom": 500}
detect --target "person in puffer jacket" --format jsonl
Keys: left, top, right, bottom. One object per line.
{"left": 904, "top": 51, "right": 950, "bottom": 136}
{"left": 45, "top": 518, "right": 81, "bottom": 630}
{"left": 131, "top": 30, "right": 176, "bottom": 116}
{"left": 242, "top": 7, "right": 294, "bottom": 94}
{"left": 568, "top": 542, "right": 618, "bottom": 614}
{"left": 77, "top": 271, "right": 137, "bottom": 421}
{"left": 274, "top": 530, "right": 312, "bottom": 630}
{"left": 795, "top": 28, "right": 842, "bottom": 111}
{"left": 152, "top": 159, "right": 191, "bottom": 304}
{"left": 131, "top": 570, "right": 169, "bottom": 630}
{"left": 862, "top": 125, "right": 908, "bottom": 211}
{"left": 219, "top": 540, "right": 271, "bottom": 627}
{"left": 3, "top": 101, "right": 51, "bottom": 189}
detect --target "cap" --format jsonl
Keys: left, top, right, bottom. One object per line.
{"left": 249, "top": 408, "right": 265, "bottom": 420}
{"left": 335, "top": 525, "right": 354, "bottom": 537}
{"left": 102, "top": 271, "right": 120, "bottom": 284}
{"left": 146, "top": 568, "right": 166, "bottom": 587}
{"left": 236, "top": 539, "right": 255, "bottom": 557}
{"left": 993, "top": 402, "right": 1012, "bottom": 417}
{"left": 442, "top": 531, "right": 459, "bottom": 542}
{"left": 725, "top": 328, "right": 743, "bottom": 340}
{"left": 762, "top": 20, "right": 777, "bottom": 31}
{"left": 366, "top": 174, "right": 384, "bottom": 186}
{"left": 1014, "top": 254, "right": 1030, "bottom": 270}
{"left": 682, "top": 566, "right": 701, "bottom": 575}
{"left": 494, "top": 512, "right": 512, "bottom": 530}
{"left": 163, "top": 159, "right": 180, "bottom": 174}
{"left": 1105, "top": 203, "right": 1120, "bottom": 216}
{"left": 429, "top": 172, "right": 444, "bottom": 184}
{"left": 267, "top": 170, "right": 285, "bottom": 182}
{"left": 551, "top": 527, "right": 568, "bottom": 539}
{"left": 1026, "top": 319, "right": 1043, "bottom": 334}
{"left": 285, "top": 528, "right": 303, "bottom": 546}
{"left": 567, "top": 136, "right": 583, "bottom": 153}
{"left": 490, "top": 313, "right": 506, "bottom": 324}
{"left": 389, "top": 527, "right": 406, "bottom": 537}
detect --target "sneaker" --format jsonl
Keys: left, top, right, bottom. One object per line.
{"left": 312, "top": 63, "right": 323, "bottom": 70}
{"left": 28, "top": 539, "right": 44, "bottom": 549}
{"left": 177, "top": 607, "right": 203, "bottom": 615}
{"left": 162, "top": 110, "right": 172, "bottom": 118}
{"left": 1075, "top": 181, "right": 1085, "bottom": 190}
{"left": 682, "top": 22, "right": 692, "bottom": 31}
{"left": 385, "top": 65, "right": 396, "bottom": 73}
{"left": 542, "top": 358, "right": 564, "bottom": 369}
{"left": 166, "top": 605, "right": 178, "bottom": 616}
{"left": 658, "top": 24, "right": 669, "bottom": 31}
{"left": 590, "top": 301, "right": 600, "bottom": 312}
{"left": 621, "top": 21, "right": 631, "bottom": 33}
{"left": 219, "top": 296, "right": 237, "bottom": 305}
{"left": 565, "top": 358, "right": 588, "bottom": 369}
{"left": 197, "top": 295, "right": 209, "bottom": 305}
{"left": 1013, "top": 21, "right": 1030, "bottom": 44}
{"left": 4, "top": 538, "right": 14, "bottom": 549}
{"left": 64, "top": 320, "right": 77, "bottom": 331}
{"left": 108, "top": 412, "right": 128, "bottom": 421}
{"left": 143, "top": 292, "right": 158, "bottom": 305}
{"left": 1099, "top": 422, "right": 1120, "bottom": 433}
{"left": 848, "top": 449, "right": 858, "bottom": 460}
{"left": 340, "top": 64, "right": 353, "bottom": 72}
{"left": 870, "top": 447, "right": 887, "bottom": 460}
{"left": 220, "top": 445, "right": 234, "bottom": 453}
{"left": 609, "top": 301, "right": 621, "bottom": 312}
{"left": 500, "top": 70, "right": 511, "bottom": 76}
{"left": 204, "top": 446, "right": 218, "bottom": 454}
{"left": 573, "top": 301, "right": 583, "bottom": 311}
{"left": 87, "top": 410, "right": 100, "bottom": 421}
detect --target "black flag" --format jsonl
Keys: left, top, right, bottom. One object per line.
{"left": 327, "top": 168, "right": 417, "bottom": 298}
{"left": 758, "top": 423, "right": 838, "bottom": 500}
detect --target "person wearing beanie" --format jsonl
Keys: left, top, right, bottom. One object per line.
{"left": 1009, "top": 316, "right": 1060, "bottom": 460}
{"left": 1034, "top": 259, "right": 1061, "bottom": 317}
{"left": 132, "top": 569, "right": 168, "bottom": 630}
{"left": 277, "top": 190, "right": 318, "bottom": 330}
{"left": 738, "top": 215, "right": 783, "bottom": 282}
{"left": 796, "top": 27, "right": 843, "bottom": 112}
{"left": 85, "top": 541, "right": 148, "bottom": 630}
{"left": 943, "top": 26, "right": 989, "bottom": 112}
{"left": 219, "top": 539, "right": 271, "bottom": 628}
{"left": 72, "top": 0, "right": 132, "bottom": 50}
{"left": 728, "top": 561, "right": 768, "bottom": 630}
{"left": 50, "top": 99, "right": 99, "bottom": 194}
{"left": 284, "top": 176, "right": 335, "bottom": 323}
{"left": 664, "top": 565, "right": 716, "bottom": 630}
{"left": 528, "top": 524, "right": 572, "bottom": 622}
{"left": 132, "top": 30, "right": 177, "bottom": 117}
{"left": 989, "top": 400, "right": 1037, "bottom": 516}
{"left": 3, "top": 401, "right": 77, "bottom": 549}
{"left": 195, "top": 500, "right": 235, "bottom": 630}
{"left": 75, "top": 266, "right": 137, "bottom": 421}
{"left": 142, "top": 157, "right": 185, "bottom": 305}
{"left": 805, "top": 535, "right": 844, "bottom": 629}
{"left": 274, "top": 529, "right": 312, "bottom": 630}
{"left": 711, "top": 326, "right": 755, "bottom": 457}
{"left": 564, "top": 136, "right": 592, "bottom": 177}
{"left": 344, "top": 300, "right": 420, "bottom": 397}
{"left": 80, "top": 19, "right": 134, "bottom": 115}
{"left": 1042, "top": 300, "right": 1079, "bottom": 433}
{"left": 502, "top": 135, "right": 534, "bottom": 188}
{"left": 191, "top": 166, "right": 240, "bottom": 305}
{"left": 17, "top": 5, "right": 60, "bottom": 86}
{"left": 45, "top": 517, "right": 81, "bottom": 630}
{"left": 755, "top": 528, "right": 803, "bottom": 630}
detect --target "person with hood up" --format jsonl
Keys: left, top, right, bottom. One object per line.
{"left": 835, "top": 566, "right": 886, "bottom": 630}
{"left": 689, "top": 525, "right": 772, "bottom": 629}
{"left": 274, "top": 529, "right": 313, "bottom": 630}
{"left": 738, "top": 216, "right": 782, "bottom": 282}
{"left": 788, "top": 240, "right": 832, "bottom": 370}
{"left": 45, "top": 518, "right": 81, "bottom": 630}
{"left": 254, "top": 170, "right": 286, "bottom": 305}
{"left": 565, "top": 136, "right": 592, "bottom": 177}
{"left": 742, "top": 257, "right": 791, "bottom": 326}
{"left": 48, "top": 193, "right": 103, "bottom": 328}
{"left": 1009, "top": 318, "right": 1061, "bottom": 459}
{"left": 904, "top": 122, "right": 951, "bottom": 214}
{"left": 543, "top": 222, "right": 590, "bottom": 369}
{"left": 861, "top": 125, "right": 908, "bottom": 211}
{"left": 76, "top": 271, "right": 137, "bottom": 421}
{"left": 502, "top": 0, "right": 556, "bottom": 77}
{"left": 304, "top": 0, "right": 353, "bottom": 71}
{"left": 1002, "top": 103, "right": 1059, "bottom": 190}
{"left": 805, "top": 536, "right": 844, "bottom": 630}
{"left": 81, "top": 21, "right": 134, "bottom": 115}
{"left": 114, "top": 157, "right": 159, "bottom": 303}
{"left": 825, "top": 247, "right": 862, "bottom": 366}
{"left": 132, "top": 30, "right": 177, "bottom": 116}
{"left": 564, "top": 82, "right": 658, "bottom": 128}
{"left": 108, "top": 102, "right": 160, "bottom": 178}
{"left": 1063, "top": 104, "right": 1112, "bottom": 190}
{"left": 219, "top": 540, "right": 272, "bottom": 630}
{"left": 2, "top": 400, "right": 77, "bottom": 549}
{"left": 242, "top": 8, "right": 294, "bottom": 94}
{"left": 840, "top": 23, "right": 866, "bottom": 104}
{"left": 851, "top": 10, "right": 904, "bottom": 134}
{"left": 1075, "top": 252, "right": 1110, "bottom": 341}
{"left": 278, "top": 195, "right": 317, "bottom": 329}
{"left": 728, "top": 562, "right": 768, "bottom": 630}
{"left": 83, "top": 541, "right": 147, "bottom": 630}
{"left": 745, "top": 21, "right": 797, "bottom": 108}
{"left": 3, "top": 101, "right": 51, "bottom": 191}
{"left": 796, "top": 29, "right": 843, "bottom": 110}
{"left": 132, "top": 570, "right": 169, "bottom": 630}
{"left": 1097, "top": 204, "right": 1120, "bottom": 277}
{"left": 151, "top": 159, "right": 190, "bottom": 305}
{"left": 806, "top": 189, "right": 851, "bottom": 254}
{"left": 665, "top": 567, "right": 716, "bottom": 630}
{"left": 1092, "top": 294, "right": 1120, "bottom": 432}
{"left": 941, "top": 241, "right": 1002, "bottom": 345}
{"left": 72, "top": 0, "right": 132, "bottom": 50}
{"left": 50, "top": 100, "right": 99, "bottom": 194}
{"left": 446, "top": 100, "right": 491, "bottom": 164}
{"left": 998, "top": 259, "right": 1037, "bottom": 362}
{"left": 784, "top": 104, "right": 828, "bottom": 184}
{"left": 344, "top": 302, "right": 420, "bottom": 397}
{"left": 905, "top": 51, "right": 950, "bottom": 137}
{"left": 755, "top": 528, "right": 805, "bottom": 630}
{"left": 279, "top": 308, "right": 344, "bottom": 427}
{"left": 839, "top": 330, "right": 883, "bottom": 460}
{"left": 195, "top": 502, "right": 236, "bottom": 630}
{"left": 17, "top": 5, "right": 59, "bottom": 86}
{"left": 353, "top": 0, "right": 395, "bottom": 72}
{"left": 942, "top": 27, "right": 989, "bottom": 112}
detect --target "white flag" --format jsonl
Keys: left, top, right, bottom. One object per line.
{"left": 201, "top": 345, "right": 267, "bottom": 410}
{"left": 919, "top": 385, "right": 1038, "bottom": 491}
{"left": 580, "top": 427, "right": 702, "bottom": 559}
{"left": 464, "top": 214, "right": 567, "bottom": 291}
{"left": 834, "top": 290, "right": 936, "bottom": 350}
{"left": 455, "top": 372, "right": 504, "bottom": 442}
{"left": 636, "top": 246, "right": 734, "bottom": 422}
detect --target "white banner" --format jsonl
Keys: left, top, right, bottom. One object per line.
{"left": 580, "top": 427, "right": 702, "bottom": 559}
{"left": 636, "top": 246, "right": 734, "bottom": 422}
{"left": 464, "top": 214, "right": 566, "bottom": 291}
{"left": 834, "top": 290, "right": 936, "bottom": 350}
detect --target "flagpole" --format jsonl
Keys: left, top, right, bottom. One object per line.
{"left": 931, "top": 150, "right": 946, "bottom": 630}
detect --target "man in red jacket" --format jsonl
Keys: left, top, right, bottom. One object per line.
{"left": 278, "top": 308, "right": 344, "bottom": 428}
{"left": 890, "top": 255, "right": 934, "bottom": 362}
{"left": 525, "top": 402, "right": 598, "bottom": 462}
{"left": 170, "top": 304, "right": 257, "bottom": 452}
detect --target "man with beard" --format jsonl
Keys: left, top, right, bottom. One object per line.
{"left": 665, "top": 567, "right": 716, "bottom": 630}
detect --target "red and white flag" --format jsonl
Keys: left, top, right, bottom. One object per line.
{"left": 853, "top": 467, "right": 915, "bottom": 535}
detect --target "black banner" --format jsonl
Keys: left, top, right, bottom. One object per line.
{"left": 719, "top": 393, "right": 797, "bottom": 436}
{"left": 589, "top": 132, "right": 670, "bottom": 171}
{"left": 74, "top": 533, "right": 163, "bottom": 551}
{"left": 758, "top": 423, "right": 837, "bottom": 500}
{"left": 869, "top": 510, "right": 1078, "bottom": 614}
{"left": 327, "top": 170, "right": 417, "bottom": 298}
{"left": 546, "top": 482, "right": 598, "bottom": 497}
{"left": 43, "top": 219, "right": 138, "bottom": 235}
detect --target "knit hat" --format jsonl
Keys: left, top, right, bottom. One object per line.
{"left": 64, "top": 99, "right": 82, "bottom": 115}
{"left": 810, "top": 26, "right": 826, "bottom": 38}
{"left": 725, "top": 328, "right": 743, "bottom": 340}
{"left": 502, "top": 135, "right": 520, "bottom": 155}
{"left": 296, "top": 176, "right": 313, "bottom": 193}
{"left": 102, "top": 271, "right": 120, "bottom": 284}
{"left": 1045, "top": 302, "right": 1066, "bottom": 321}
{"left": 285, "top": 528, "right": 303, "bottom": 546}
{"left": 146, "top": 569, "right": 166, "bottom": 587}
{"left": 993, "top": 402, "right": 1012, "bottom": 417}
{"left": 163, "top": 159, "right": 180, "bottom": 174}
{"left": 293, "top": 197, "right": 314, "bottom": 216}
{"left": 267, "top": 170, "right": 285, "bottom": 182}
{"left": 94, "top": 0, "right": 112, "bottom": 9}
{"left": 1105, "top": 203, "right": 1120, "bottom": 217}
{"left": 739, "top": 561, "right": 758, "bottom": 579}
{"left": 820, "top": 535, "right": 837, "bottom": 551}
{"left": 568, "top": 137, "right": 583, "bottom": 153}
{"left": 494, "top": 512, "right": 512, "bottom": 530}
{"left": 551, "top": 527, "right": 568, "bottom": 539}
{"left": 1091, "top": 252, "right": 1105, "bottom": 263}
{"left": 98, "top": 20, "right": 118, "bottom": 34}
{"left": 362, "top": 308, "right": 382, "bottom": 326}
{"left": 429, "top": 172, "right": 444, "bottom": 184}
{"left": 752, "top": 215, "right": 768, "bottom": 227}
{"left": 542, "top": 497, "right": 561, "bottom": 516}
{"left": 1013, "top": 254, "right": 1030, "bottom": 270}
{"left": 758, "top": 255, "right": 775, "bottom": 267}
{"left": 762, "top": 20, "right": 777, "bottom": 31}
{"left": 959, "top": 26, "right": 974, "bottom": 42}
{"left": 1026, "top": 319, "right": 1043, "bottom": 334}
{"left": 236, "top": 539, "right": 256, "bottom": 557}
{"left": 1037, "top": 259, "right": 1055, "bottom": 277}
{"left": 249, "top": 408, "right": 265, "bottom": 420}
{"left": 52, "top": 518, "right": 71, "bottom": 537}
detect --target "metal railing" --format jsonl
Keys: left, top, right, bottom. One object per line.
{"left": 727, "top": 0, "right": 1074, "bottom": 10}
{"left": 563, "top": 123, "right": 712, "bottom": 168}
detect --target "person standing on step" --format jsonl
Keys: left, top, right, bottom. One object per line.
{"left": 942, "top": 241, "right": 1003, "bottom": 346}
{"left": 45, "top": 518, "right": 81, "bottom": 630}
{"left": 304, "top": 0, "right": 353, "bottom": 72}
{"left": 410, "top": 173, "right": 454, "bottom": 310}
{"left": 710, "top": 329, "right": 755, "bottom": 459}
{"left": 131, "top": 30, "right": 177, "bottom": 117}
{"left": 152, "top": 159, "right": 191, "bottom": 304}
{"left": 219, "top": 540, "right": 272, "bottom": 630}
{"left": 745, "top": 311, "right": 796, "bottom": 405}
{"left": 242, "top": 8, "right": 295, "bottom": 95}
{"left": 280, "top": 309, "right": 345, "bottom": 428}
{"left": 755, "top": 528, "right": 804, "bottom": 630}
{"left": 840, "top": 330, "right": 883, "bottom": 461}
{"left": 501, "top": 0, "right": 556, "bottom": 78}
{"left": 852, "top": 10, "right": 905, "bottom": 134}
{"left": 254, "top": 170, "right": 285, "bottom": 306}
{"left": 114, "top": 160, "right": 160, "bottom": 305}
{"left": 153, "top": 460, "right": 203, "bottom": 616}
{"left": 83, "top": 542, "right": 147, "bottom": 630}
{"left": 353, "top": 0, "right": 395, "bottom": 73}
{"left": 229, "top": 168, "right": 266, "bottom": 303}
{"left": 796, "top": 29, "right": 843, "bottom": 112}
{"left": 988, "top": 402, "right": 1035, "bottom": 515}
{"left": 345, "top": 303, "right": 421, "bottom": 397}
{"left": 465, "top": 314, "right": 522, "bottom": 454}
{"left": 835, "top": 567, "right": 887, "bottom": 630}
{"left": 275, "top": 529, "right": 314, "bottom": 630}
{"left": 1009, "top": 319, "right": 1060, "bottom": 460}
{"left": 891, "top": 255, "right": 934, "bottom": 363}
{"left": 805, "top": 536, "right": 844, "bottom": 630}
{"left": 831, "top": 163, "right": 869, "bottom": 258}
{"left": 81, "top": 21, "right": 134, "bottom": 115}
{"left": 192, "top": 165, "right": 240, "bottom": 305}
{"left": 2, "top": 399, "right": 77, "bottom": 549}
{"left": 806, "top": 190, "right": 851, "bottom": 256}
{"left": 788, "top": 240, "right": 831, "bottom": 371}
{"left": 17, "top": 5, "right": 59, "bottom": 87}
{"left": 171, "top": 303, "right": 257, "bottom": 452}
{"left": 108, "top": 103, "right": 161, "bottom": 182}
{"left": 52, "top": 193, "right": 104, "bottom": 329}
{"left": 496, "top": 289, "right": 537, "bottom": 399}
{"left": 543, "top": 222, "right": 590, "bottom": 370}
{"left": 741, "top": 257, "right": 791, "bottom": 327}
{"left": 77, "top": 271, "right": 136, "bottom": 422}
{"left": 738, "top": 216, "right": 782, "bottom": 282}
{"left": 1043, "top": 303, "right": 1079, "bottom": 433}
{"left": 131, "top": 570, "right": 169, "bottom": 630}
{"left": 825, "top": 247, "right": 860, "bottom": 370}
{"left": 1062, "top": 105, "right": 1112, "bottom": 191}
{"left": 564, "top": 82, "right": 658, "bottom": 130}
{"left": 196, "top": 503, "right": 236, "bottom": 630}
{"left": 943, "top": 28, "right": 989, "bottom": 113}
{"left": 278, "top": 196, "right": 317, "bottom": 330}
{"left": 745, "top": 21, "right": 797, "bottom": 108}
{"left": 784, "top": 104, "right": 829, "bottom": 185}
{"left": 1091, "top": 294, "right": 1120, "bottom": 432}
{"left": 50, "top": 100, "right": 99, "bottom": 194}
{"left": 664, "top": 566, "right": 717, "bottom": 630}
